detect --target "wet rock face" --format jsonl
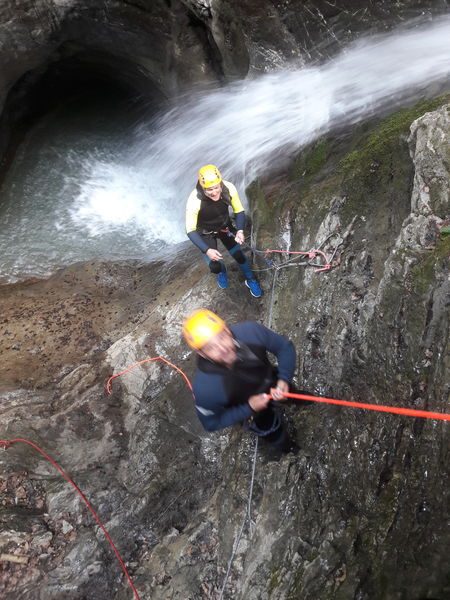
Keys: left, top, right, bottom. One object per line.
{"left": 209, "top": 0, "right": 446, "bottom": 72}
{"left": 0, "top": 0, "right": 246, "bottom": 160}
{"left": 1, "top": 102, "right": 448, "bottom": 599}
{"left": 0, "top": 245, "right": 262, "bottom": 598}
{"left": 238, "top": 101, "right": 449, "bottom": 599}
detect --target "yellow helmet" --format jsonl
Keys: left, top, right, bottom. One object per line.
{"left": 183, "top": 309, "right": 226, "bottom": 350}
{"left": 198, "top": 164, "right": 222, "bottom": 189}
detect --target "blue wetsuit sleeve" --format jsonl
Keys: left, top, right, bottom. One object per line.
{"left": 253, "top": 323, "right": 296, "bottom": 383}
{"left": 235, "top": 211, "right": 245, "bottom": 231}
{"left": 187, "top": 231, "right": 210, "bottom": 253}
{"left": 194, "top": 374, "right": 253, "bottom": 432}
{"left": 196, "top": 401, "right": 253, "bottom": 432}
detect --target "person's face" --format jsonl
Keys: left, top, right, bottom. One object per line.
{"left": 204, "top": 183, "right": 222, "bottom": 201}
{"left": 200, "top": 328, "right": 237, "bottom": 367}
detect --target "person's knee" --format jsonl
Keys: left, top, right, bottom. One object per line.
{"left": 209, "top": 261, "right": 222, "bottom": 274}
{"left": 231, "top": 249, "right": 246, "bottom": 264}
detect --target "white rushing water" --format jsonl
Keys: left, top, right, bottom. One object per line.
{"left": 1, "top": 16, "right": 449, "bottom": 281}
{"left": 134, "top": 16, "right": 450, "bottom": 189}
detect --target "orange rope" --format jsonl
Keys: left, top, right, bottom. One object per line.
{"left": 107, "top": 356, "right": 449, "bottom": 422}
{"left": 105, "top": 356, "right": 193, "bottom": 396}
{"left": 0, "top": 438, "right": 141, "bottom": 599}
{"left": 281, "top": 391, "right": 450, "bottom": 421}
{"left": 2, "top": 360, "right": 446, "bottom": 598}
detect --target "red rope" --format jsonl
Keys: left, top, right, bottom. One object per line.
{"left": 105, "top": 355, "right": 193, "bottom": 396}
{"left": 281, "top": 392, "right": 450, "bottom": 421}
{"left": 264, "top": 248, "right": 312, "bottom": 256}
{"left": 0, "top": 438, "right": 141, "bottom": 600}
{"left": 263, "top": 248, "right": 332, "bottom": 272}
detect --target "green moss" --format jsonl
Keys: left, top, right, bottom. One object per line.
{"left": 411, "top": 236, "right": 450, "bottom": 295}
{"left": 290, "top": 138, "right": 329, "bottom": 182}
{"left": 268, "top": 567, "right": 281, "bottom": 595}
{"left": 340, "top": 95, "right": 450, "bottom": 175}
{"left": 336, "top": 96, "right": 450, "bottom": 226}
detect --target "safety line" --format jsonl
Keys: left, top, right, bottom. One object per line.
{"left": 251, "top": 246, "right": 332, "bottom": 273}
{"left": 218, "top": 264, "right": 279, "bottom": 597}
{"left": 106, "top": 356, "right": 193, "bottom": 396}
{"left": 0, "top": 438, "right": 141, "bottom": 600}
{"left": 242, "top": 234, "right": 336, "bottom": 273}
{"left": 282, "top": 392, "right": 450, "bottom": 421}
{"left": 218, "top": 437, "right": 259, "bottom": 600}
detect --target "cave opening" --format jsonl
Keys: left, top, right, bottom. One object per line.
{"left": 1, "top": 46, "right": 166, "bottom": 165}
{"left": 0, "top": 48, "right": 173, "bottom": 284}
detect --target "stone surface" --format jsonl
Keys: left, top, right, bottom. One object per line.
{"left": 1, "top": 101, "right": 448, "bottom": 599}
{"left": 0, "top": 243, "right": 261, "bottom": 598}
{"left": 239, "top": 100, "right": 449, "bottom": 600}
{"left": 0, "top": 2, "right": 449, "bottom": 598}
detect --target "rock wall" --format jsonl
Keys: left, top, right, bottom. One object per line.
{"left": 234, "top": 99, "right": 449, "bottom": 600}
{"left": 1, "top": 100, "right": 448, "bottom": 599}
{"left": 1, "top": 1, "right": 449, "bottom": 599}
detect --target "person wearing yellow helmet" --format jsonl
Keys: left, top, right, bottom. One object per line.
{"left": 185, "top": 165, "right": 263, "bottom": 298}
{"left": 183, "top": 309, "right": 298, "bottom": 454}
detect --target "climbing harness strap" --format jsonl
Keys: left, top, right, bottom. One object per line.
{"left": 246, "top": 410, "right": 281, "bottom": 437}
{"left": 201, "top": 226, "right": 234, "bottom": 236}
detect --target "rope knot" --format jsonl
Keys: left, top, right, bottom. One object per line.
{"left": 314, "top": 264, "right": 332, "bottom": 273}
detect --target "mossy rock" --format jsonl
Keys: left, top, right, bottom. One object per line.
{"left": 289, "top": 138, "right": 330, "bottom": 183}
{"left": 410, "top": 235, "right": 450, "bottom": 295}
{"left": 339, "top": 94, "right": 450, "bottom": 177}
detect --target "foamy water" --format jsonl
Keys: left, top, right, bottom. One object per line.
{"left": 0, "top": 16, "right": 449, "bottom": 281}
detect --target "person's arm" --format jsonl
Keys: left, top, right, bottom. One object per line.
{"left": 253, "top": 323, "right": 296, "bottom": 383}
{"left": 227, "top": 181, "right": 246, "bottom": 234}
{"left": 194, "top": 372, "right": 265, "bottom": 431}
{"left": 187, "top": 231, "right": 210, "bottom": 253}
{"left": 196, "top": 400, "right": 254, "bottom": 432}
{"left": 186, "top": 191, "right": 210, "bottom": 252}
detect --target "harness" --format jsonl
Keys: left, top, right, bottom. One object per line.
{"left": 201, "top": 226, "right": 235, "bottom": 236}
{"left": 246, "top": 408, "right": 282, "bottom": 437}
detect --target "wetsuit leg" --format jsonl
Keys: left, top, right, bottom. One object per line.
{"left": 201, "top": 233, "right": 226, "bottom": 275}
{"left": 217, "top": 231, "right": 256, "bottom": 280}
{"left": 252, "top": 405, "right": 292, "bottom": 452}
{"left": 217, "top": 231, "right": 246, "bottom": 263}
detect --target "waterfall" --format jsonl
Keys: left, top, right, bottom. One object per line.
{"left": 1, "top": 16, "right": 449, "bottom": 281}
{"left": 76, "top": 16, "right": 450, "bottom": 234}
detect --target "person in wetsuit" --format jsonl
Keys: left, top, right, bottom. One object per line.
{"left": 183, "top": 308, "right": 298, "bottom": 454}
{"left": 185, "top": 164, "right": 262, "bottom": 298}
